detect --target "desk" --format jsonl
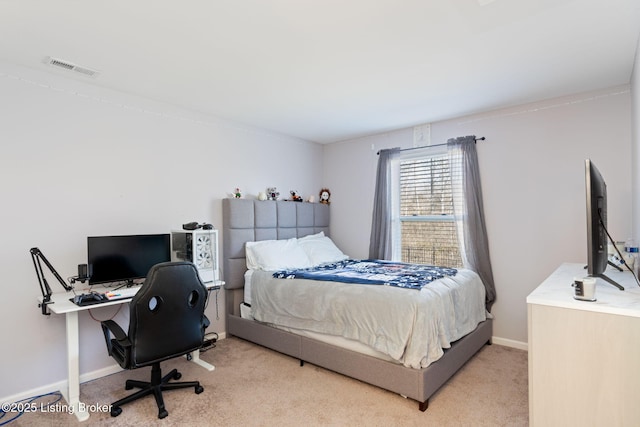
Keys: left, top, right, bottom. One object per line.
{"left": 527, "top": 264, "right": 640, "bottom": 426}
{"left": 39, "top": 280, "right": 224, "bottom": 422}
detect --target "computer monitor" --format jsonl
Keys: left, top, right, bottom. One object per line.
{"left": 87, "top": 234, "right": 171, "bottom": 285}
{"left": 585, "top": 159, "right": 623, "bottom": 290}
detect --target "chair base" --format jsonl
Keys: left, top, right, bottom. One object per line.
{"left": 111, "top": 362, "right": 204, "bottom": 419}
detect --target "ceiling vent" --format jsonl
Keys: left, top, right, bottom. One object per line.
{"left": 43, "top": 56, "right": 100, "bottom": 78}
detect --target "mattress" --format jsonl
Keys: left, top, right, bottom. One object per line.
{"left": 243, "top": 270, "right": 393, "bottom": 361}
{"left": 243, "top": 267, "right": 486, "bottom": 369}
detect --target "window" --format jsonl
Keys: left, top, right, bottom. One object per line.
{"left": 396, "top": 150, "right": 463, "bottom": 268}
{"left": 371, "top": 137, "right": 494, "bottom": 309}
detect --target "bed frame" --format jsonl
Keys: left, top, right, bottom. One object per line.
{"left": 222, "top": 198, "right": 492, "bottom": 411}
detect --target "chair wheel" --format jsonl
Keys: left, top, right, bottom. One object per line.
{"left": 195, "top": 385, "right": 204, "bottom": 394}
{"left": 158, "top": 409, "right": 168, "bottom": 419}
{"left": 110, "top": 406, "right": 122, "bottom": 417}
{"left": 174, "top": 372, "right": 182, "bottom": 380}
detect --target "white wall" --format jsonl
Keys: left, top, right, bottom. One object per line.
{"left": 632, "top": 36, "right": 640, "bottom": 243}
{"left": 324, "top": 86, "right": 632, "bottom": 347}
{"left": 3, "top": 50, "right": 637, "bottom": 401}
{"left": 0, "top": 61, "right": 323, "bottom": 400}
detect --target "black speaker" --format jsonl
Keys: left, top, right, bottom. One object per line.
{"left": 78, "top": 264, "right": 88, "bottom": 279}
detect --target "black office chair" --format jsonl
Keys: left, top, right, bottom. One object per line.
{"left": 101, "top": 262, "right": 210, "bottom": 419}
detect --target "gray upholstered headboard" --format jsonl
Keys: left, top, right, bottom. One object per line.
{"left": 222, "top": 198, "right": 330, "bottom": 316}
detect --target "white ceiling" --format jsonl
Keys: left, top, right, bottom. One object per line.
{"left": 1, "top": 0, "right": 639, "bottom": 143}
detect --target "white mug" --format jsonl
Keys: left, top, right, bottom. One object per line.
{"left": 573, "top": 277, "right": 596, "bottom": 301}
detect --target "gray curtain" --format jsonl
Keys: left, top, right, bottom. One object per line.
{"left": 368, "top": 147, "right": 400, "bottom": 259}
{"left": 447, "top": 136, "right": 496, "bottom": 311}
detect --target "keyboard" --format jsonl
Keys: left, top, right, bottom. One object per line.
{"left": 105, "top": 286, "right": 141, "bottom": 301}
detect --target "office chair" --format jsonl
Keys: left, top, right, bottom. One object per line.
{"left": 101, "top": 262, "right": 210, "bottom": 419}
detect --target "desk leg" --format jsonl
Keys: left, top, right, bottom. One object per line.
{"left": 61, "top": 311, "right": 90, "bottom": 422}
{"left": 189, "top": 350, "right": 215, "bottom": 371}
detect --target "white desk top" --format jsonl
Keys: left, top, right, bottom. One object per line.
{"left": 40, "top": 280, "right": 225, "bottom": 315}
{"left": 527, "top": 263, "right": 640, "bottom": 318}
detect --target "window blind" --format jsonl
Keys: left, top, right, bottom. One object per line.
{"left": 399, "top": 155, "right": 462, "bottom": 267}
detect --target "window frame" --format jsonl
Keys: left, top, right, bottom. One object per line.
{"left": 390, "top": 145, "right": 462, "bottom": 267}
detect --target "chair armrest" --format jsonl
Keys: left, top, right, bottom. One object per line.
{"left": 203, "top": 315, "right": 210, "bottom": 330}
{"left": 101, "top": 320, "right": 131, "bottom": 353}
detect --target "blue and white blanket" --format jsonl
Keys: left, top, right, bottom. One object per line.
{"left": 273, "top": 259, "right": 457, "bottom": 290}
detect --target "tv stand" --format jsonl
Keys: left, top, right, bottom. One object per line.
{"left": 607, "top": 259, "right": 624, "bottom": 272}
{"left": 593, "top": 272, "right": 624, "bottom": 290}
{"left": 582, "top": 262, "right": 624, "bottom": 290}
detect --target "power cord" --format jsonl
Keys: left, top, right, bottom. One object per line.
{"left": 205, "top": 287, "right": 220, "bottom": 320}
{"left": 0, "top": 391, "right": 63, "bottom": 425}
{"left": 599, "top": 209, "right": 640, "bottom": 287}
{"left": 88, "top": 304, "right": 123, "bottom": 322}
{"left": 200, "top": 332, "right": 218, "bottom": 353}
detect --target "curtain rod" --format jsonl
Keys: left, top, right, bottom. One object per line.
{"left": 377, "top": 136, "right": 485, "bottom": 155}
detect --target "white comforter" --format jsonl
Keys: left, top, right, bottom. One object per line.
{"left": 249, "top": 268, "right": 487, "bottom": 369}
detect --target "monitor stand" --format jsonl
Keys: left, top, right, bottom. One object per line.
{"left": 113, "top": 279, "right": 137, "bottom": 291}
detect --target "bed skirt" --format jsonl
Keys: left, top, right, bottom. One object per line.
{"left": 227, "top": 313, "right": 493, "bottom": 411}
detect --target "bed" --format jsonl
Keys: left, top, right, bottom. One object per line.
{"left": 222, "top": 198, "right": 493, "bottom": 411}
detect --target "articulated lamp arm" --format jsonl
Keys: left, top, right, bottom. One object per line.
{"left": 30, "top": 247, "right": 73, "bottom": 315}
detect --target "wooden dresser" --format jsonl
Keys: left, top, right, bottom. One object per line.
{"left": 527, "top": 263, "right": 640, "bottom": 426}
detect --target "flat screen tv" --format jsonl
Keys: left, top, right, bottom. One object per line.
{"left": 585, "top": 159, "right": 624, "bottom": 290}
{"left": 87, "top": 234, "right": 171, "bottom": 285}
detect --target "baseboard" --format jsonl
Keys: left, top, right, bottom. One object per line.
{"left": 492, "top": 336, "right": 528, "bottom": 351}
{"left": 0, "top": 334, "right": 227, "bottom": 406}
{"left": 0, "top": 363, "right": 123, "bottom": 406}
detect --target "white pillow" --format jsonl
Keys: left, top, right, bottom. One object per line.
{"left": 298, "top": 236, "right": 349, "bottom": 266}
{"left": 298, "top": 231, "right": 325, "bottom": 241}
{"left": 245, "top": 238, "right": 313, "bottom": 271}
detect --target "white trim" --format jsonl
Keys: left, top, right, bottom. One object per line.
{"left": 0, "top": 363, "right": 122, "bottom": 407}
{"left": 400, "top": 214, "right": 456, "bottom": 222}
{"left": 492, "top": 336, "right": 528, "bottom": 351}
{"left": 0, "top": 334, "right": 227, "bottom": 406}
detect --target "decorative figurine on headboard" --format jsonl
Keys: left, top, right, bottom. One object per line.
{"left": 267, "top": 187, "right": 280, "bottom": 200}
{"left": 289, "top": 190, "right": 303, "bottom": 202}
{"left": 233, "top": 188, "right": 242, "bottom": 198}
{"left": 319, "top": 188, "right": 331, "bottom": 205}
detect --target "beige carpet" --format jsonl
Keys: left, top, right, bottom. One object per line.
{"left": 8, "top": 337, "right": 528, "bottom": 426}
